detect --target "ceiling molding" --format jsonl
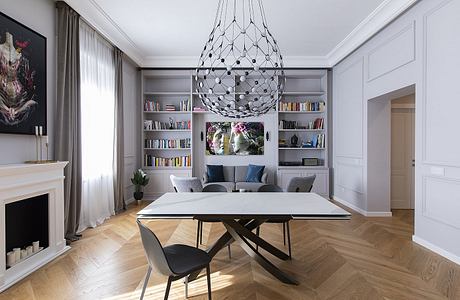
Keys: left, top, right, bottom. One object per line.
{"left": 142, "top": 55, "right": 332, "bottom": 68}
{"left": 64, "top": 0, "right": 418, "bottom": 68}
{"left": 327, "top": 0, "right": 419, "bottom": 66}
{"left": 63, "top": 0, "right": 144, "bottom": 66}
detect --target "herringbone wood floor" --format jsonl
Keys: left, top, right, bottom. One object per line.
{"left": 1, "top": 201, "right": 460, "bottom": 300}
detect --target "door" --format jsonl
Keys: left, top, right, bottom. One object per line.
{"left": 391, "top": 105, "right": 415, "bottom": 209}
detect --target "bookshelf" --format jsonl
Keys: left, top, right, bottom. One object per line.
{"left": 141, "top": 70, "right": 193, "bottom": 196}
{"left": 140, "top": 69, "right": 330, "bottom": 197}
{"left": 276, "top": 70, "right": 329, "bottom": 195}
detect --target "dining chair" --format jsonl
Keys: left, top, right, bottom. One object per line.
{"left": 200, "top": 183, "right": 232, "bottom": 258}
{"left": 169, "top": 177, "right": 231, "bottom": 259}
{"left": 286, "top": 175, "right": 316, "bottom": 192}
{"left": 137, "top": 219, "right": 212, "bottom": 300}
{"left": 170, "top": 175, "right": 203, "bottom": 192}
{"left": 256, "top": 184, "right": 292, "bottom": 258}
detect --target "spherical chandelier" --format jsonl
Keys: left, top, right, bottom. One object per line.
{"left": 195, "top": 0, "right": 285, "bottom": 118}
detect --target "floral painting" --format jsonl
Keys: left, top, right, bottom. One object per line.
{"left": 206, "top": 122, "right": 264, "bottom": 155}
{"left": 0, "top": 12, "right": 46, "bottom": 135}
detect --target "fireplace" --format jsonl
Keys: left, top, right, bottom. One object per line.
{"left": 5, "top": 194, "right": 49, "bottom": 268}
{"left": 0, "top": 162, "right": 68, "bottom": 292}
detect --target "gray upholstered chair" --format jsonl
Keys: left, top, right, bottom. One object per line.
{"left": 286, "top": 175, "right": 316, "bottom": 192}
{"left": 202, "top": 184, "right": 228, "bottom": 192}
{"left": 137, "top": 219, "right": 212, "bottom": 300}
{"left": 256, "top": 184, "right": 292, "bottom": 258}
{"left": 257, "top": 184, "right": 284, "bottom": 192}
{"left": 170, "top": 175, "right": 203, "bottom": 192}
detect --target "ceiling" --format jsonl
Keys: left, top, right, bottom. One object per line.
{"left": 64, "top": 0, "right": 417, "bottom": 67}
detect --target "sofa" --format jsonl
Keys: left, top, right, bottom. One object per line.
{"left": 203, "top": 165, "right": 268, "bottom": 192}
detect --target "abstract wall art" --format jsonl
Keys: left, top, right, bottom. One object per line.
{"left": 206, "top": 122, "right": 264, "bottom": 156}
{"left": 0, "top": 12, "right": 46, "bottom": 135}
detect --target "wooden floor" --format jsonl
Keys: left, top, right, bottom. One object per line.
{"left": 1, "top": 201, "right": 460, "bottom": 300}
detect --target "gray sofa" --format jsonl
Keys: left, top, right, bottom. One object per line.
{"left": 203, "top": 165, "right": 268, "bottom": 192}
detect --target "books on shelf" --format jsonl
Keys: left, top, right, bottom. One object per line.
{"left": 145, "top": 138, "right": 191, "bottom": 149}
{"left": 144, "top": 99, "right": 191, "bottom": 112}
{"left": 279, "top": 101, "right": 325, "bottom": 112}
{"left": 279, "top": 118, "right": 324, "bottom": 129}
{"left": 144, "top": 119, "right": 191, "bottom": 130}
{"left": 144, "top": 154, "right": 191, "bottom": 168}
{"left": 193, "top": 107, "right": 206, "bottom": 112}
{"left": 301, "top": 133, "right": 325, "bottom": 148}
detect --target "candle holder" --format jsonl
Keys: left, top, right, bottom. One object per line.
{"left": 25, "top": 125, "right": 57, "bottom": 164}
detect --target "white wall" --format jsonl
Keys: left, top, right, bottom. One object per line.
{"left": 122, "top": 57, "right": 140, "bottom": 203}
{"left": 333, "top": 0, "right": 460, "bottom": 264}
{"left": 0, "top": 0, "right": 55, "bottom": 164}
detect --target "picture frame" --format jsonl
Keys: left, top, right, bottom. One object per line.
{"left": 0, "top": 11, "right": 47, "bottom": 135}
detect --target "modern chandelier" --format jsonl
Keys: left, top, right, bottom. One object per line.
{"left": 195, "top": 0, "right": 285, "bottom": 118}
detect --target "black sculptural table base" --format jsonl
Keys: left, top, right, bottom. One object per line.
{"left": 188, "top": 217, "right": 298, "bottom": 285}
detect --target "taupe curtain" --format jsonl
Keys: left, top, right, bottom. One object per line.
{"left": 113, "top": 48, "right": 125, "bottom": 212}
{"left": 55, "top": 1, "right": 82, "bottom": 241}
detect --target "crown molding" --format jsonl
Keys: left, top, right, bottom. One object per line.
{"left": 63, "top": 0, "right": 143, "bottom": 66}
{"left": 327, "top": 0, "right": 419, "bottom": 66}
{"left": 142, "top": 55, "right": 332, "bottom": 68}
{"left": 64, "top": 0, "right": 418, "bottom": 68}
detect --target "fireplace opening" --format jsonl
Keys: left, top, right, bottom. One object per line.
{"left": 5, "top": 194, "right": 49, "bottom": 268}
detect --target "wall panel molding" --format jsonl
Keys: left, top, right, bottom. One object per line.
{"left": 367, "top": 21, "right": 416, "bottom": 82}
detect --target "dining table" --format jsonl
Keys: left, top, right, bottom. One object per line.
{"left": 137, "top": 192, "right": 351, "bottom": 285}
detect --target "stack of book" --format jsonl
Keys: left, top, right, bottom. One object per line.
{"left": 165, "top": 104, "right": 176, "bottom": 111}
{"left": 145, "top": 138, "right": 191, "bottom": 149}
{"left": 144, "top": 154, "right": 191, "bottom": 167}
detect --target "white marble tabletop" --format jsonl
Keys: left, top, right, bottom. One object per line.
{"left": 138, "top": 192, "right": 351, "bottom": 220}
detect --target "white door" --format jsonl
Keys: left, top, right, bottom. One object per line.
{"left": 391, "top": 107, "right": 415, "bottom": 209}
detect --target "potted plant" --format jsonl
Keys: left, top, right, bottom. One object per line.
{"left": 131, "top": 169, "right": 149, "bottom": 203}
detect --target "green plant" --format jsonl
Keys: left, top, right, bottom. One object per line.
{"left": 131, "top": 169, "right": 149, "bottom": 192}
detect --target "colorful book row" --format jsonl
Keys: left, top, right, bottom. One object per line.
{"left": 145, "top": 138, "right": 191, "bottom": 149}
{"left": 279, "top": 101, "right": 325, "bottom": 112}
{"left": 144, "top": 155, "right": 191, "bottom": 167}
{"left": 144, "top": 120, "right": 191, "bottom": 130}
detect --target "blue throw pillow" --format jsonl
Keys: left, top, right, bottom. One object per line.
{"left": 245, "top": 164, "right": 265, "bottom": 182}
{"left": 207, "top": 165, "right": 225, "bottom": 182}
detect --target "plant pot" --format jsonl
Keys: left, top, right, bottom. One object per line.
{"left": 134, "top": 191, "right": 143, "bottom": 201}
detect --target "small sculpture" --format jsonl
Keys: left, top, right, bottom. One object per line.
{"left": 290, "top": 134, "right": 298, "bottom": 147}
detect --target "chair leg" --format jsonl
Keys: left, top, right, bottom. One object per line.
{"left": 164, "top": 276, "right": 172, "bottom": 300}
{"left": 139, "top": 266, "right": 152, "bottom": 300}
{"left": 206, "top": 265, "right": 212, "bottom": 300}
{"left": 196, "top": 221, "right": 201, "bottom": 248}
{"left": 184, "top": 275, "right": 189, "bottom": 298}
{"left": 282, "top": 223, "right": 286, "bottom": 245}
{"left": 200, "top": 221, "right": 203, "bottom": 245}
{"left": 227, "top": 244, "right": 231, "bottom": 259}
{"left": 255, "top": 226, "right": 260, "bottom": 251}
{"left": 286, "top": 222, "right": 292, "bottom": 259}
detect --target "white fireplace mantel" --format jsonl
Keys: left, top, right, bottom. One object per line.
{"left": 0, "top": 162, "right": 69, "bottom": 292}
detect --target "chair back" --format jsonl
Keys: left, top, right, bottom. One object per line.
{"left": 170, "top": 175, "right": 203, "bottom": 192}
{"left": 286, "top": 175, "right": 316, "bottom": 192}
{"left": 257, "top": 184, "right": 283, "bottom": 192}
{"left": 203, "top": 184, "right": 228, "bottom": 192}
{"left": 136, "top": 220, "right": 174, "bottom": 276}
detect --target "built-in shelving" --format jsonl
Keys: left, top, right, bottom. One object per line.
{"left": 141, "top": 69, "right": 330, "bottom": 197}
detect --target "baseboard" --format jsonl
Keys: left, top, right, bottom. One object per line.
{"left": 125, "top": 197, "right": 135, "bottom": 205}
{"left": 332, "top": 196, "right": 392, "bottom": 217}
{"left": 412, "top": 235, "right": 460, "bottom": 265}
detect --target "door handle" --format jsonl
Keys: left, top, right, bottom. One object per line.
{"left": 412, "top": 159, "right": 415, "bottom": 167}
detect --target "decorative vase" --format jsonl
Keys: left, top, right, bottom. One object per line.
{"left": 134, "top": 191, "right": 143, "bottom": 201}
{"left": 290, "top": 134, "right": 299, "bottom": 147}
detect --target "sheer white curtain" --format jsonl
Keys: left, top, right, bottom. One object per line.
{"left": 78, "top": 21, "right": 115, "bottom": 232}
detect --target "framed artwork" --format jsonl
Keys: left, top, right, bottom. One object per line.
{"left": 206, "top": 122, "right": 264, "bottom": 155}
{"left": 0, "top": 11, "right": 47, "bottom": 135}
